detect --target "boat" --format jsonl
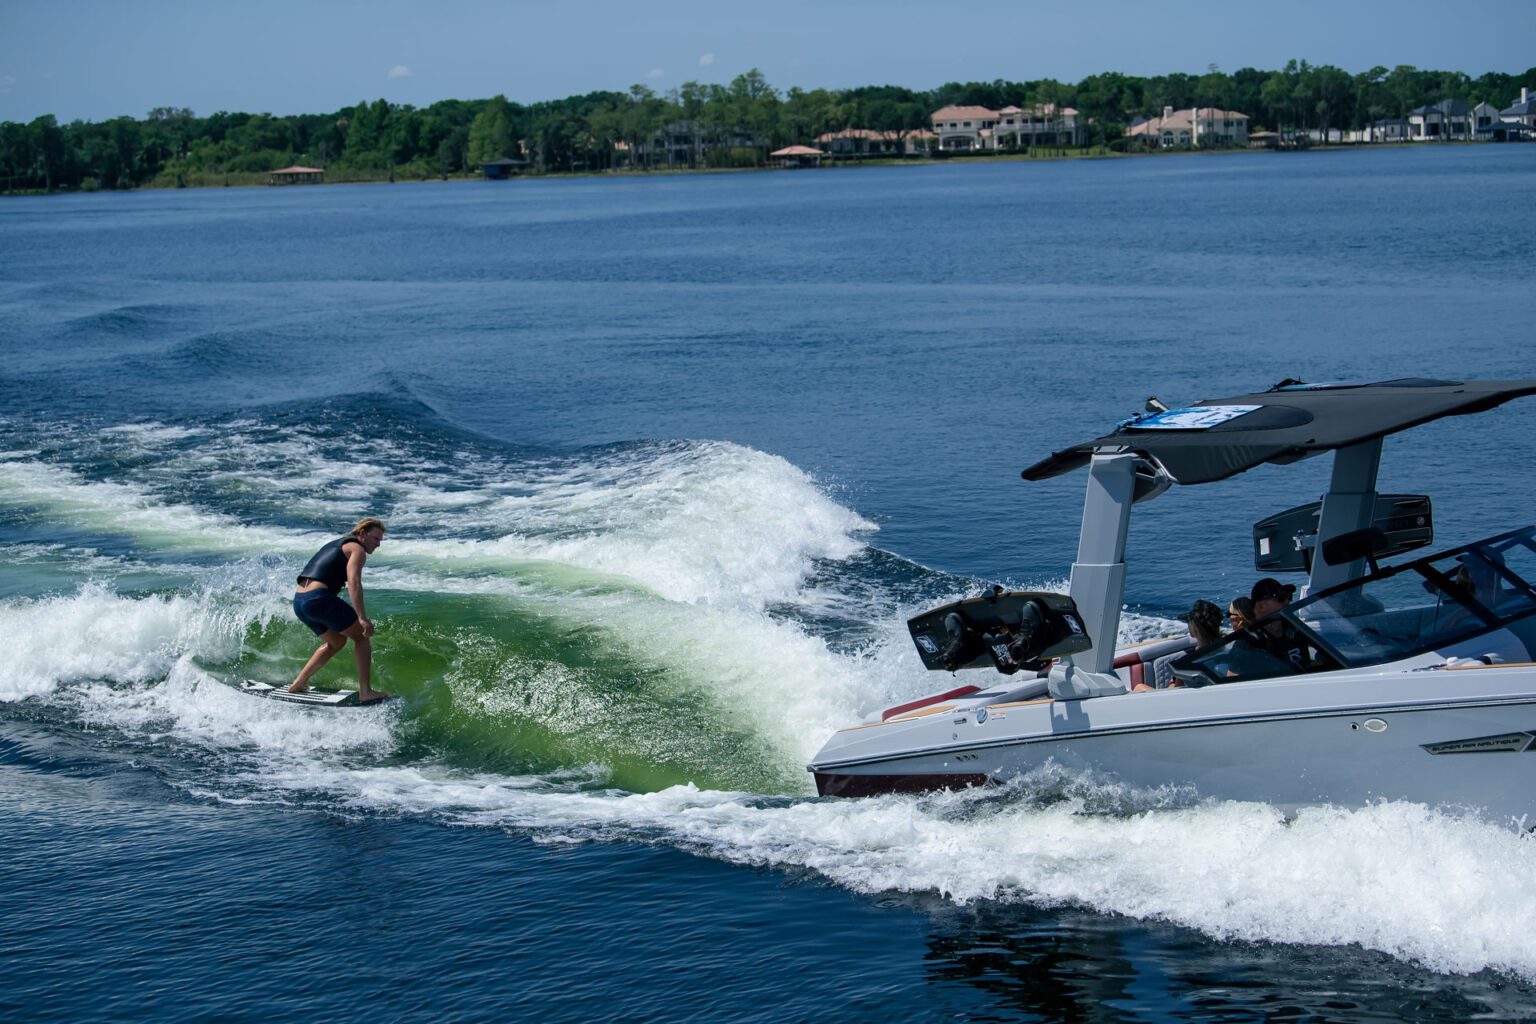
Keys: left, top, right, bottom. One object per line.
{"left": 808, "top": 378, "right": 1536, "bottom": 826}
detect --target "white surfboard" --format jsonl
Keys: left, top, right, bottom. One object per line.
{"left": 238, "top": 680, "right": 390, "bottom": 707}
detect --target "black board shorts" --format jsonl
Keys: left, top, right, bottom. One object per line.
{"left": 293, "top": 588, "right": 359, "bottom": 636}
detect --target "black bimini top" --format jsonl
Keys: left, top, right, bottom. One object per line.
{"left": 1022, "top": 378, "right": 1536, "bottom": 486}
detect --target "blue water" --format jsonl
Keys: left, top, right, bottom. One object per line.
{"left": 3, "top": 146, "right": 1536, "bottom": 1022}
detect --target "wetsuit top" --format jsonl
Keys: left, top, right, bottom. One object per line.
{"left": 297, "top": 536, "right": 360, "bottom": 590}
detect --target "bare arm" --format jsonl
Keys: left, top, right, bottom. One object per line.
{"left": 346, "top": 544, "right": 372, "bottom": 634}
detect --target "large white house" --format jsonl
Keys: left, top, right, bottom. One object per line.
{"left": 1501, "top": 87, "right": 1536, "bottom": 128}
{"left": 930, "top": 106, "right": 999, "bottom": 151}
{"left": 930, "top": 103, "right": 1084, "bottom": 150}
{"left": 991, "top": 104, "right": 1084, "bottom": 147}
{"left": 1347, "top": 117, "right": 1409, "bottom": 142}
{"left": 1125, "top": 107, "right": 1250, "bottom": 148}
{"left": 1407, "top": 100, "right": 1472, "bottom": 140}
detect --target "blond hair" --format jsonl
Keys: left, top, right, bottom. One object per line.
{"left": 350, "top": 517, "right": 386, "bottom": 537}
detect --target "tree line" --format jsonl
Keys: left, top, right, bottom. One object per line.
{"left": 2, "top": 61, "right": 1532, "bottom": 192}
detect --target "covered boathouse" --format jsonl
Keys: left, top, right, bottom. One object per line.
{"left": 482, "top": 158, "right": 529, "bottom": 179}
{"left": 769, "top": 145, "right": 827, "bottom": 168}
{"left": 269, "top": 165, "right": 325, "bottom": 186}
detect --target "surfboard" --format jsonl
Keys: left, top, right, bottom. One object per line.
{"left": 237, "top": 681, "right": 394, "bottom": 707}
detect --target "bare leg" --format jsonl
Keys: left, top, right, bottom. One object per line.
{"left": 343, "top": 621, "right": 389, "bottom": 702}
{"left": 290, "top": 632, "right": 347, "bottom": 692}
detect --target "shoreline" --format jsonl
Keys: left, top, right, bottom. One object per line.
{"left": 0, "top": 139, "right": 1500, "bottom": 196}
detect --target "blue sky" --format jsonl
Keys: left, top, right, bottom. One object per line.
{"left": 3, "top": 0, "right": 1532, "bottom": 122}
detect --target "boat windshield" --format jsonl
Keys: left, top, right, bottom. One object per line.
{"left": 1174, "top": 525, "right": 1536, "bottom": 685}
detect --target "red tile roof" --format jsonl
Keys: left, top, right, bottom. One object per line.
{"left": 815, "top": 128, "right": 885, "bottom": 141}
{"left": 1127, "top": 108, "right": 1249, "bottom": 135}
{"left": 931, "top": 105, "right": 998, "bottom": 122}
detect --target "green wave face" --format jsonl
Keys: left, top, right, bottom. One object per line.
{"left": 0, "top": 421, "right": 904, "bottom": 797}
{"left": 240, "top": 588, "right": 808, "bottom": 794}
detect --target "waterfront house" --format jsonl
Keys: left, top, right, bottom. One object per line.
{"left": 652, "top": 121, "right": 763, "bottom": 168}
{"left": 1473, "top": 102, "right": 1502, "bottom": 133}
{"left": 614, "top": 121, "right": 767, "bottom": 169}
{"left": 269, "top": 165, "right": 324, "bottom": 185}
{"left": 931, "top": 106, "right": 998, "bottom": 151}
{"left": 992, "top": 104, "right": 1085, "bottom": 147}
{"left": 1478, "top": 120, "right": 1535, "bottom": 142}
{"left": 814, "top": 128, "right": 935, "bottom": 157}
{"left": 1125, "top": 107, "right": 1250, "bottom": 148}
{"left": 815, "top": 128, "right": 888, "bottom": 156}
{"left": 1353, "top": 117, "right": 1409, "bottom": 142}
{"left": 929, "top": 103, "right": 1085, "bottom": 151}
{"left": 1407, "top": 99, "right": 1471, "bottom": 140}
{"left": 1501, "top": 87, "right": 1536, "bottom": 128}
{"left": 901, "top": 129, "right": 938, "bottom": 154}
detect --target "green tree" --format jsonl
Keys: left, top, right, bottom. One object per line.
{"left": 1354, "top": 66, "right": 1389, "bottom": 135}
{"left": 466, "top": 94, "right": 514, "bottom": 165}
{"left": 30, "top": 115, "right": 65, "bottom": 191}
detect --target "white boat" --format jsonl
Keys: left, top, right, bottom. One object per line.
{"left": 808, "top": 378, "right": 1536, "bottom": 826}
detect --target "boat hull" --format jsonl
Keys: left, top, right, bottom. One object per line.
{"left": 812, "top": 770, "right": 992, "bottom": 798}
{"left": 808, "top": 664, "right": 1536, "bottom": 825}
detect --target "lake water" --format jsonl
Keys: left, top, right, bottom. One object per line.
{"left": 3, "top": 145, "right": 1535, "bottom": 1022}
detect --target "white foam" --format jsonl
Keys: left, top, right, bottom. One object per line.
{"left": 98, "top": 424, "right": 203, "bottom": 442}
{"left": 228, "top": 763, "right": 1536, "bottom": 980}
{"left": 471, "top": 443, "right": 874, "bottom": 608}
{"left": 0, "top": 583, "right": 247, "bottom": 700}
{"left": 72, "top": 657, "right": 395, "bottom": 758}
{"left": 16, "top": 425, "right": 1534, "bottom": 980}
{"left": 0, "top": 459, "right": 302, "bottom": 555}
{"left": 0, "top": 439, "right": 873, "bottom": 610}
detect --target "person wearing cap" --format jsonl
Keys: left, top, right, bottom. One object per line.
{"left": 1245, "top": 576, "right": 1318, "bottom": 671}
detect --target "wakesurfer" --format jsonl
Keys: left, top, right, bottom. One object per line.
{"left": 288, "top": 517, "right": 391, "bottom": 703}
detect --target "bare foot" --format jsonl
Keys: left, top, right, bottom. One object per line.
{"left": 358, "top": 689, "right": 392, "bottom": 704}
{"left": 287, "top": 683, "right": 309, "bottom": 694}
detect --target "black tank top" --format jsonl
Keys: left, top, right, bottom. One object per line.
{"left": 297, "top": 536, "right": 359, "bottom": 590}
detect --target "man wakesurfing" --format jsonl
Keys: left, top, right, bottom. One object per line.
{"left": 288, "top": 517, "right": 391, "bottom": 703}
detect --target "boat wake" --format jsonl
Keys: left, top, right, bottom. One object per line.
{"left": 2, "top": 408, "right": 1534, "bottom": 982}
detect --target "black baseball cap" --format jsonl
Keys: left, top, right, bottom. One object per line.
{"left": 1250, "top": 577, "right": 1297, "bottom": 602}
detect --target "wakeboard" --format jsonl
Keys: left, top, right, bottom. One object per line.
{"left": 907, "top": 589, "right": 1091, "bottom": 672}
{"left": 238, "top": 681, "right": 395, "bottom": 707}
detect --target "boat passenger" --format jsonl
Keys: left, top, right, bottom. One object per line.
{"left": 1227, "top": 596, "right": 1255, "bottom": 632}
{"left": 1455, "top": 555, "right": 1506, "bottom": 611}
{"left": 1139, "top": 600, "right": 1225, "bottom": 690}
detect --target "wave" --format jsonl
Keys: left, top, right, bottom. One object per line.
{"left": 0, "top": 424, "right": 901, "bottom": 791}
{"left": 198, "top": 761, "right": 1536, "bottom": 982}
{"left": 59, "top": 303, "right": 200, "bottom": 337}
{"left": 0, "top": 428, "right": 878, "bottom": 610}
{"left": 13, "top": 416, "right": 1531, "bottom": 982}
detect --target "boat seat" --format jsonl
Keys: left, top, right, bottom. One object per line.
{"left": 1113, "top": 635, "right": 1196, "bottom": 688}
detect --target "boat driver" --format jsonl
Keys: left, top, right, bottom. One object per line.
{"left": 1244, "top": 577, "right": 1322, "bottom": 671}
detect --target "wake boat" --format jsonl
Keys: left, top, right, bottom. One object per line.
{"left": 808, "top": 378, "right": 1536, "bottom": 825}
